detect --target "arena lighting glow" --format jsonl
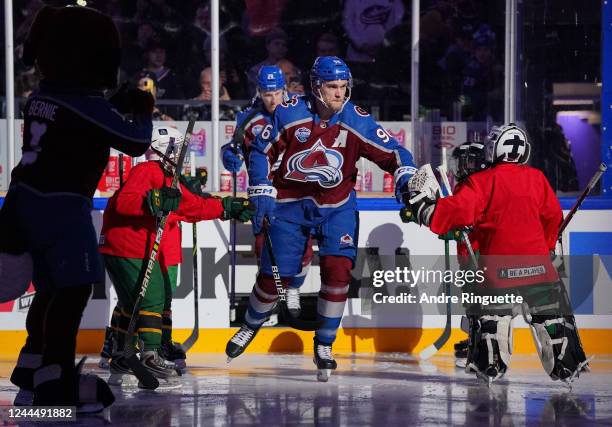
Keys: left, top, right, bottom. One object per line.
{"left": 76, "top": 0, "right": 87, "bottom": 6}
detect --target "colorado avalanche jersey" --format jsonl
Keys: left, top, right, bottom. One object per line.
{"left": 10, "top": 83, "right": 152, "bottom": 198}
{"left": 235, "top": 105, "right": 269, "bottom": 166}
{"left": 249, "top": 96, "right": 416, "bottom": 213}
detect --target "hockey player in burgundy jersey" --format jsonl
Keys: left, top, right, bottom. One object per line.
{"left": 0, "top": 6, "right": 153, "bottom": 411}
{"left": 225, "top": 56, "right": 417, "bottom": 381}
{"left": 222, "top": 65, "right": 313, "bottom": 317}
{"left": 406, "top": 124, "right": 590, "bottom": 385}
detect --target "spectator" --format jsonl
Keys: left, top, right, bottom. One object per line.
{"left": 247, "top": 27, "right": 289, "bottom": 95}
{"left": 138, "top": 42, "right": 184, "bottom": 99}
{"left": 277, "top": 59, "right": 305, "bottom": 95}
{"left": 122, "top": 22, "right": 159, "bottom": 76}
{"left": 195, "top": 67, "right": 231, "bottom": 101}
{"left": 438, "top": 22, "right": 475, "bottom": 103}
{"left": 201, "top": 36, "right": 249, "bottom": 99}
{"left": 244, "top": 0, "right": 289, "bottom": 37}
{"left": 137, "top": 76, "right": 174, "bottom": 121}
{"left": 460, "top": 34, "right": 503, "bottom": 121}
{"left": 316, "top": 32, "right": 341, "bottom": 57}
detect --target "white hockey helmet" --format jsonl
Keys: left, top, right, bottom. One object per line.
{"left": 484, "top": 123, "right": 531, "bottom": 164}
{"left": 148, "top": 126, "right": 185, "bottom": 172}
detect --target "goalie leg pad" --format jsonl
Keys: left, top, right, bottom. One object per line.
{"left": 521, "top": 281, "right": 590, "bottom": 382}
{"left": 466, "top": 315, "right": 513, "bottom": 382}
{"left": 528, "top": 314, "right": 590, "bottom": 382}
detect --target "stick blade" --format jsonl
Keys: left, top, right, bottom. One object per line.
{"left": 125, "top": 354, "right": 159, "bottom": 390}
{"left": 418, "top": 344, "right": 438, "bottom": 361}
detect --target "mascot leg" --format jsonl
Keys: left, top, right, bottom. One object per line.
{"left": 10, "top": 290, "right": 51, "bottom": 405}
{"left": 521, "top": 282, "right": 591, "bottom": 385}
{"left": 33, "top": 285, "right": 114, "bottom": 413}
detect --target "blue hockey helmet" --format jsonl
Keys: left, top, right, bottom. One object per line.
{"left": 256, "top": 65, "right": 286, "bottom": 92}
{"left": 310, "top": 56, "right": 352, "bottom": 109}
{"left": 310, "top": 56, "right": 352, "bottom": 86}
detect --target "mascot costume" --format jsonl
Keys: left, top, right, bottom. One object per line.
{"left": 0, "top": 5, "right": 154, "bottom": 412}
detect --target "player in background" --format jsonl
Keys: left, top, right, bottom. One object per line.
{"left": 221, "top": 65, "right": 313, "bottom": 317}
{"left": 99, "top": 126, "right": 252, "bottom": 386}
{"left": 449, "top": 142, "right": 489, "bottom": 367}
{"left": 0, "top": 6, "right": 154, "bottom": 411}
{"left": 225, "top": 56, "right": 417, "bottom": 381}
{"left": 406, "top": 123, "right": 590, "bottom": 385}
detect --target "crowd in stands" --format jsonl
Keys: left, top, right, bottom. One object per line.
{"left": 7, "top": 0, "right": 506, "bottom": 122}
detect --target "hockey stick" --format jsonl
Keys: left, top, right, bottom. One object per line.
{"left": 262, "top": 216, "right": 323, "bottom": 331}
{"left": 181, "top": 154, "right": 200, "bottom": 352}
{"left": 418, "top": 165, "right": 457, "bottom": 360}
{"left": 124, "top": 119, "right": 196, "bottom": 389}
{"left": 228, "top": 109, "right": 259, "bottom": 321}
{"left": 558, "top": 162, "right": 607, "bottom": 238}
{"left": 419, "top": 165, "right": 481, "bottom": 360}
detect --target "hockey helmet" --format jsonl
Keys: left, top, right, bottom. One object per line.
{"left": 467, "top": 142, "right": 489, "bottom": 174}
{"left": 310, "top": 56, "right": 353, "bottom": 108}
{"left": 484, "top": 123, "right": 530, "bottom": 164}
{"left": 256, "top": 65, "right": 286, "bottom": 92}
{"left": 148, "top": 126, "right": 185, "bottom": 172}
{"left": 450, "top": 142, "right": 471, "bottom": 181}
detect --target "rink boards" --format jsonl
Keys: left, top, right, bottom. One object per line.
{"left": 0, "top": 199, "right": 611, "bottom": 356}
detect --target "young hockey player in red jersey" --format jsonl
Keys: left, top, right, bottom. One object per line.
{"left": 405, "top": 123, "right": 590, "bottom": 385}
{"left": 99, "top": 126, "right": 252, "bottom": 386}
{"left": 221, "top": 65, "right": 313, "bottom": 317}
{"left": 0, "top": 6, "right": 154, "bottom": 411}
{"left": 225, "top": 56, "right": 417, "bottom": 381}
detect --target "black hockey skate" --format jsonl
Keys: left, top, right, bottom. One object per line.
{"left": 314, "top": 338, "right": 337, "bottom": 382}
{"left": 226, "top": 324, "right": 260, "bottom": 361}
{"left": 99, "top": 326, "right": 116, "bottom": 369}
{"left": 161, "top": 341, "right": 187, "bottom": 371}
{"left": 286, "top": 287, "right": 301, "bottom": 317}
{"left": 139, "top": 350, "right": 182, "bottom": 389}
{"left": 109, "top": 353, "right": 138, "bottom": 387}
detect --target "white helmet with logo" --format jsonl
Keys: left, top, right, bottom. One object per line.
{"left": 148, "top": 126, "right": 185, "bottom": 172}
{"left": 484, "top": 123, "right": 531, "bottom": 164}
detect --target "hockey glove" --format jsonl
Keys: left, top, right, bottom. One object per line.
{"left": 247, "top": 185, "right": 277, "bottom": 234}
{"left": 406, "top": 196, "right": 436, "bottom": 226}
{"left": 180, "top": 174, "right": 208, "bottom": 197}
{"left": 221, "top": 142, "right": 244, "bottom": 173}
{"left": 146, "top": 187, "right": 182, "bottom": 216}
{"left": 222, "top": 197, "right": 254, "bottom": 222}
{"left": 394, "top": 166, "right": 417, "bottom": 202}
{"left": 109, "top": 84, "right": 155, "bottom": 116}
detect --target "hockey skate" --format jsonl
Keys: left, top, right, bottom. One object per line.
{"left": 161, "top": 341, "right": 187, "bottom": 371}
{"left": 226, "top": 324, "right": 260, "bottom": 362}
{"left": 99, "top": 326, "right": 116, "bottom": 369}
{"left": 140, "top": 350, "right": 182, "bottom": 389}
{"left": 108, "top": 353, "right": 138, "bottom": 387}
{"left": 314, "top": 338, "right": 337, "bottom": 382}
{"left": 286, "top": 287, "right": 301, "bottom": 317}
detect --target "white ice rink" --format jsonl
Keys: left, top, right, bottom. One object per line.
{"left": 1, "top": 353, "right": 611, "bottom": 426}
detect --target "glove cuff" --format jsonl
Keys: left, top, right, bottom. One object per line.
{"left": 394, "top": 166, "right": 417, "bottom": 186}
{"left": 247, "top": 185, "right": 277, "bottom": 198}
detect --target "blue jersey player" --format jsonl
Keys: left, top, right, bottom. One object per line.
{"left": 222, "top": 65, "right": 314, "bottom": 317}
{"left": 225, "top": 56, "right": 417, "bottom": 381}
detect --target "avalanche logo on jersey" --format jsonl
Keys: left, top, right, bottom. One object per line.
{"left": 285, "top": 140, "right": 343, "bottom": 188}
